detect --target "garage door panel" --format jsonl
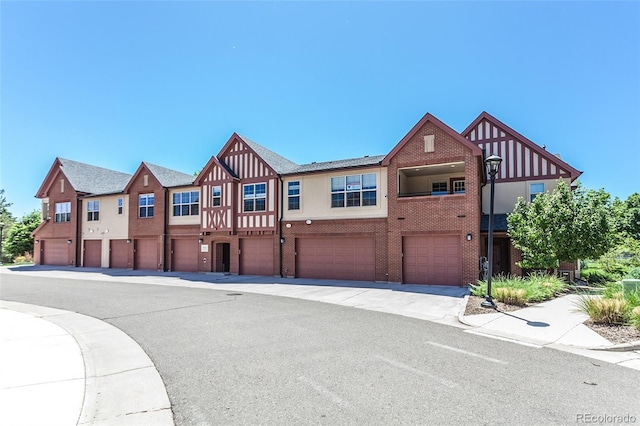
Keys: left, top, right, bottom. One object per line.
{"left": 110, "top": 239, "right": 129, "bottom": 269}
{"left": 135, "top": 239, "right": 158, "bottom": 270}
{"left": 296, "top": 237, "right": 375, "bottom": 281}
{"left": 240, "top": 238, "right": 274, "bottom": 276}
{"left": 83, "top": 240, "right": 102, "bottom": 268}
{"left": 43, "top": 240, "right": 69, "bottom": 266}
{"left": 172, "top": 239, "right": 199, "bottom": 272}
{"left": 403, "top": 235, "right": 461, "bottom": 286}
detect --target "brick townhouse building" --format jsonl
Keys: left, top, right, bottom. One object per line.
{"left": 32, "top": 111, "right": 581, "bottom": 286}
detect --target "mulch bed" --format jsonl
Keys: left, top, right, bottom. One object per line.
{"left": 463, "top": 295, "right": 640, "bottom": 345}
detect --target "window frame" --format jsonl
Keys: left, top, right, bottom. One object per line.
{"left": 54, "top": 202, "right": 71, "bottom": 223}
{"left": 87, "top": 200, "right": 100, "bottom": 222}
{"left": 431, "top": 181, "right": 448, "bottom": 195}
{"left": 530, "top": 183, "right": 545, "bottom": 202}
{"left": 331, "top": 173, "right": 377, "bottom": 208}
{"left": 243, "top": 183, "right": 267, "bottom": 212}
{"left": 117, "top": 198, "right": 123, "bottom": 215}
{"left": 172, "top": 190, "right": 200, "bottom": 217}
{"left": 139, "top": 193, "right": 155, "bottom": 218}
{"left": 211, "top": 186, "right": 222, "bottom": 207}
{"left": 288, "top": 181, "right": 300, "bottom": 210}
{"left": 451, "top": 178, "right": 466, "bottom": 194}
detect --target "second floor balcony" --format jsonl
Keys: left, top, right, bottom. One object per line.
{"left": 397, "top": 162, "right": 466, "bottom": 198}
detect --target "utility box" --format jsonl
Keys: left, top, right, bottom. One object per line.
{"left": 559, "top": 270, "right": 574, "bottom": 283}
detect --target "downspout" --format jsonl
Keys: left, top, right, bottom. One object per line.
{"left": 278, "top": 176, "right": 284, "bottom": 278}
{"left": 163, "top": 187, "right": 169, "bottom": 272}
{"left": 75, "top": 197, "right": 82, "bottom": 267}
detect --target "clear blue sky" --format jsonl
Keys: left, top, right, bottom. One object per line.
{"left": 2, "top": 1, "right": 639, "bottom": 219}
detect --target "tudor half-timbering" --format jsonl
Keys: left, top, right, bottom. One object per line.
{"left": 195, "top": 133, "right": 298, "bottom": 276}
{"left": 462, "top": 112, "right": 582, "bottom": 278}
{"left": 31, "top": 111, "right": 582, "bottom": 286}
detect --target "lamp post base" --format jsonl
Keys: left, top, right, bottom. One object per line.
{"left": 481, "top": 297, "right": 497, "bottom": 309}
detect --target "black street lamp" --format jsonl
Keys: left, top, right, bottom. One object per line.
{"left": 481, "top": 155, "right": 502, "bottom": 309}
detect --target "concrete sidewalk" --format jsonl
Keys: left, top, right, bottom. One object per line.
{"left": 0, "top": 300, "right": 173, "bottom": 426}
{"left": 1, "top": 265, "right": 640, "bottom": 425}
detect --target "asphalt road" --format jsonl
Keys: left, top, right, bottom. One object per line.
{"left": 2, "top": 274, "right": 639, "bottom": 425}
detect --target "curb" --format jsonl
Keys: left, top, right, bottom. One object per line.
{"left": 1, "top": 301, "right": 174, "bottom": 426}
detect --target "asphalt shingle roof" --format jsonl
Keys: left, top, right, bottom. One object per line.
{"left": 145, "top": 162, "right": 196, "bottom": 187}
{"left": 59, "top": 158, "right": 132, "bottom": 195}
{"left": 237, "top": 135, "right": 300, "bottom": 174}
{"left": 290, "top": 155, "right": 386, "bottom": 174}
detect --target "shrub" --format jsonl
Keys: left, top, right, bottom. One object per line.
{"left": 625, "top": 267, "right": 640, "bottom": 279}
{"left": 470, "top": 273, "right": 566, "bottom": 305}
{"left": 630, "top": 306, "right": 640, "bottom": 330}
{"left": 494, "top": 287, "right": 527, "bottom": 306}
{"left": 577, "top": 297, "right": 629, "bottom": 325}
{"left": 581, "top": 269, "right": 619, "bottom": 285}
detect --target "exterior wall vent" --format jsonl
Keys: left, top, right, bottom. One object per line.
{"left": 424, "top": 135, "right": 435, "bottom": 152}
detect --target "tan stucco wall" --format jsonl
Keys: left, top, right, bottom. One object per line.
{"left": 281, "top": 167, "right": 388, "bottom": 221}
{"left": 81, "top": 194, "right": 129, "bottom": 267}
{"left": 482, "top": 177, "right": 571, "bottom": 214}
{"left": 168, "top": 186, "right": 201, "bottom": 226}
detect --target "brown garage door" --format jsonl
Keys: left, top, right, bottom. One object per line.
{"left": 403, "top": 235, "right": 461, "bottom": 286}
{"left": 83, "top": 240, "right": 102, "bottom": 268}
{"left": 135, "top": 238, "right": 158, "bottom": 270}
{"left": 172, "top": 239, "right": 199, "bottom": 272}
{"left": 42, "top": 239, "right": 69, "bottom": 266}
{"left": 296, "top": 237, "right": 375, "bottom": 281}
{"left": 109, "top": 239, "right": 129, "bottom": 269}
{"left": 240, "top": 238, "right": 274, "bottom": 276}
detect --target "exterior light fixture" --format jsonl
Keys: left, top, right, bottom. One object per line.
{"left": 466, "top": 233, "right": 473, "bottom": 241}
{"left": 198, "top": 238, "right": 204, "bottom": 243}
{"left": 67, "top": 239, "right": 72, "bottom": 244}
{"left": 126, "top": 239, "right": 132, "bottom": 244}
{"left": 481, "top": 154, "right": 502, "bottom": 309}
{"left": 305, "top": 219, "right": 312, "bottom": 225}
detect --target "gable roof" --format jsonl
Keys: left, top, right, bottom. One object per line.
{"left": 382, "top": 112, "right": 483, "bottom": 166}
{"left": 144, "top": 162, "right": 196, "bottom": 187}
{"left": 35, "top": 157, "right": 132, "bottom": 197}
{"left": 287, "top": 155, "right": 386, "bottom": 175}
{"left": 194, "top": 155, "right": 239, "bottom": 185}
{"left": 231, "top": 133, "right": 300, "bottom": 174}
{"left": 461, "top": 111, "right": 582, "bottom": 180}
{"left": 124, "top": 162, "right": 195, "bottom": 193}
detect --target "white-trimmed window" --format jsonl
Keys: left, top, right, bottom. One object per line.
{"left": 117, "top": 198, "right": 123, "bottom": 215}
{"left": 331, "top": 173, "right": 377, "bottom": 208}
{"left": 432, "top": 181, "right": 448, "bottom": 195}
{"left": 54, "top": 202, "right": 71, "bottom": 223}
{"left": 288, "top": 181, "right": 300, "bottom": 210}
{"left": 173, "top": 191, "right": 199, "bottom": 216}
{"left": 530, "top": 183, "right": 545, "bottom": 202}
{"left": 212, "top": 186, "right": 222, "bottom": 207}
{"left": 452, "top": 179, "right": 466, "bottom": 194}
{"left": 139, "top": 193, "right": 154, "bottom": 218}
{"left": 243, "top": 183, "right": 266, "bottom": 212}
{"left": 87, "top": 200, "right": 99, "bottom": 221}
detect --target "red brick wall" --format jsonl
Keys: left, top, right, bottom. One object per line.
{"left": 280, "top": 218, "right": 388, "bottom": 281}
{"left": 33, "top": 170, "right": 79, "bottom": 266}
{"left": 386, "top": 121, "right": 482, "bottom": 285}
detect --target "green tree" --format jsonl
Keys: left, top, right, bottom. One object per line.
{"left": 507, "top": 180, "right": 614, "bottom": 270}
{"left": 0, "top": 189, "right": 17, "bottom": 263}
{"left": 5, "top": 211, "right": 41, "bottom": 260}
{"left": 612, "top": 193, "right": 640, "bottom": 241}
